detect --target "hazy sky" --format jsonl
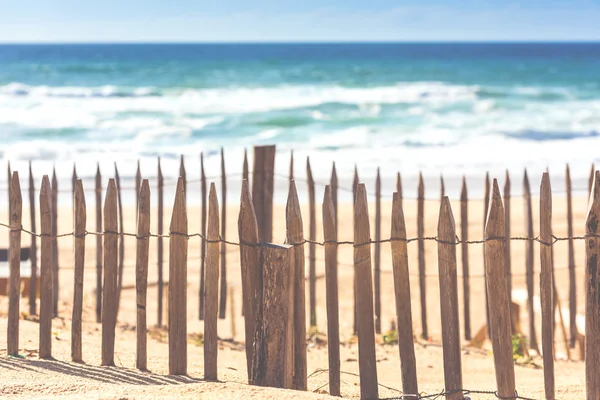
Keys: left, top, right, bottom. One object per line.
{"left": 1, "top": 0, "right": 599, "bottom": 42}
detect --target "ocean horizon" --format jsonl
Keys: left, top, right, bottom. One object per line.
{"left": 1, "top": 42, "right": 599, "bottom": 204}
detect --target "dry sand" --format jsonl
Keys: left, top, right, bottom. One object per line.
{"left": 0, "top": 187, "right": 591, "bottom": 398}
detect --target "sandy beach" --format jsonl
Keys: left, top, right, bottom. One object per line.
{"left": 0, "top": 181, "right": 591, "bottom": 398}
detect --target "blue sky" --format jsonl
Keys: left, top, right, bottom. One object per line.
{"left": 1, "top": 0, "right": 599, "bottom": 42}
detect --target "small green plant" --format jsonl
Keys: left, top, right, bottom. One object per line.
{"left": 511, "top": 333, "right": 527, "bottom": 360}
{"left": 382, "top": 329, "right": 398, "bottom": 345}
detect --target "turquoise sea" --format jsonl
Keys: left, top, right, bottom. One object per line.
{"left": 1, "top": 43, "right": 599, "bottom": 201}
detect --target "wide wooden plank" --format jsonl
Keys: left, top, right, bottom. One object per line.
{"left": 71, "top": 180, "right": 86, "bottom": 363}
{"left": 39, "top": 176, "right": 53, "bottom": 359}
{"left": 354, "top": 184, "right": 378, "bottom": 399}
{"left": 417, "top": 172, "right": 427, "bottom": 339}
{"left": 28, "top": 162, "right": 37, "bottom": 316}
{"left": 585, "top": 170, "right": 600, "bottom": 397}
{"left": 252, "top": 145, "right": 276, "bottom": 243}
{"left": 286, "top": 180, "right": 307, "bottom": 390}
{"left": 95, "top": 164, "right": 102, "bottom": 323}
{"left": 307, "top": 157, "right": 317, "bottom": 327}
{"left": 205, "top": 183, "right": 220, "bottom": 380}
{"left": 460, "top": 176, "right": 470, "bottom": 341}
{"left": 136, "top": 180, "right": 150, "bottom": 370}
{"left": 169, "top": 178, "right": 188, "bottom": 375}
{"left": 238, "top": 179, "right": 260, "bottom": 380}
{"left": 7, "top": 172, "right": 22, "bottom": 357}
{"left": 322, "top": 186, "right": 340, "bottom": 396}
{"left": 101, "top": 179, "right": 118, "bottom": 366}
{"left": 390, "top": 192, "right": 418, "bottom": 395}
{"left": 485, "top": 179, "right": 515, "bottom": 397}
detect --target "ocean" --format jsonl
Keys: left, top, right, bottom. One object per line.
{"left": 1, "top": 43, "right": 599, "bottom": 203}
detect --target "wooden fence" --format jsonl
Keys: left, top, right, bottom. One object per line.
{"left": 1, "top": 145, "right": 599, "bottom": 399}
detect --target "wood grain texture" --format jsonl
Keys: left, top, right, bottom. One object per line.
{"left": 252, "top": 145, "right": 276, "bottom": 243}
{"left": 417, "top": 172, "right": 427, "bottom": 339}
{"left": 539, "top": 173, "right": 555, "bottom": 399}
{"left": 307, "top": 157, "right": 317, "bottom": 327}
{"left": 136, "top": 180, "right": 150, "bottom": 371}
{"left": 286, "top": 180, "right": 307, "bottom": 390}
{"left": 219, "top": 148, "right": 227, "bottom": 319}
{"left": 374, "top": 168, "right": 381, "bottom": 334}
{"left": 101, "top": 179, "right": 118, "bottom": 366}
{"left": 157, "top": 157, "right": 164, "bottom": 327}
{"left": 485, "top": 179, "right": 515, "bottom": 398}
{"left": 169, "top": 178, "right": 188, "bottom": 375}
{"left": 251, "top": 244, "right": 294, "bottom": 389}
{"left": 352, "top": 166, "right": 359, "bottom": 336}
{"left": 51, "top": 168, "right": 58, "bottom": 317}
{"left": 199, "top": 152, "right": 207, "bottom": 320}
{"left": 114, "top": 164, "right": 125, "bottom": 313}
{"left": 238, "top": 180, "right": 260, "bottom": 380}
{"left": 322, "top": 186, "right": 340, "bottom": 397}
{"left": 391, "top": 192, "right": 418, "bottom": 396}
{"left": 28, "top": 162, "right": 37, "bottom": 316}
{"left": 95, "top": 164, "right": 102, "bottom": 323}
{"left": 354, "top": 184, "right": 379, "bottom": 400}
{"left": 39, "top": 176, "right": 53, "bottom": 359}
{"left": 504, "top": 170, "right": 512, "bottom": 313}
{"left": 7, "top": 172, "right": 22, "bottom": 357}
{"left": 523, "top": 169, "right": 539, "bottom": 353}
{"left": 585, "top": 170, "right": 600, "bottom": 399}
{"left": 437, "top": 197, "right": 462, "bottom": 400}
{"left": 205, "top": 183, "right": 220, "bottom": 380}
{"left": 565, "top": 164, "right": 576, "bottom": 349}
{"left": 460, "top": 177, "right": 470, "bottom": 341}
{"left": 71, "top": 180, "right": 86, "bottom": 363}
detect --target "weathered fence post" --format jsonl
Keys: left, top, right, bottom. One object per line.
{"left": 483, "top": 172, "right": 491, "bottom": 336}
{"left": 199, "top": 152, "right": 207, "bottom": 320}
{"left": 354, "top": 183, "right": 378, "bottom": 400}
{"left": 585, "top": 170, "right": 600, "bottom": 397}
{"left": 460, "top": 177, "right": 470, "bottom": 341}
{"left": 396, "top": 172, "right": 403, "bottom": 207}
{"left": 219, "top": 148, "right": 227, "bottom": 319}
{"left": 7, "top": 161, "right": 11, "bottom": 224}
{"left": 157, "top": 157, "right": 164, "bottom": 327}
{"left": 540, "top": 173, "right": 555, "bottom": 400}
{"left": 391, "top": 192, "right": 418, "bottom": 396}
{"left": 307, "top": 157, "right": 316, "bottom": 327}
{"left": 323, "top": 186, "right": 340, "bottom": 396}
{"left": 238, "top": 180, "right": 260, "bottom": 380}
{"left": 51, "top": 168, "right": 58, "bottom": 317}
{"left": 286, "top": 181, "right": 307, "bottom": 390}
{"left": 7, "top": 172, "right": 22, "bottom": 357}
{"left": 205, "top": 183, "right": 220, "bottom": 381}
{"left": 565, "top": 164, "right": 576, "bottom": 349}
{"left": 72, "top": 180, "right": 86, "bottom": 363}
{"left": 523, "top": 169, "right": 539, "bottom": 353}
{"left": 72, "top": 164, "right": 77, "bottom": 206}
{"left": 135, "top": 160, "right": 141, "bottom": 212}
{"left": 114, "top": 164, "right": 125, "bottom": 312}
{"left": 589, "top": 164, "right": 595, "bottom": 197}
{"left": 28, "top": 162, "right": 37, "bottom": 316}
{"left": 251, "top": 244, "right": 294, "bottom": 389}
{"left": 252, "top": 145, "right": 276, "bottom": 243}
{"left": 242, "top": 149, "right": 249, "bottom": 185}
{"left": 437, "top": 197, "right": 463, "bottom": 400}
{"left": 485, "top": 179, "right": 515, "bottom": 398}
{"left": 374, "top": 168, "right": 381, "bottom": 334}
{"left": 169, "top": 178, "right": 188, "bottom": 375}
{"left": 504, "top": 171, "right": 512, "bottom": 311}
{"left": 39, "top": 176, "right": 52, "bottom": 359}
{"left": 330, "top": 163, "right": 338, "bottom": 284}
{"left": 289, "top": 151, "right": 294, "bottom": 182}
{"left": 352, "top": 166, "right": 359, "bottom": 336}
{"left": 95, "top": 164, "right": 102, "bottom": 323}
{"left": 102, "top": 179, "right": 118, "bottom": 366}
{"left": 440, "top": 174, "right": 445, "bottom": 199}
{"left": 180, "top": 154, "right": 187, "bottom": 197}
{"left": 136, "top": 180, "right": 150, "bottom": 371}
{"left": 417, "top": 172, "right": 427, "bottom": 339}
